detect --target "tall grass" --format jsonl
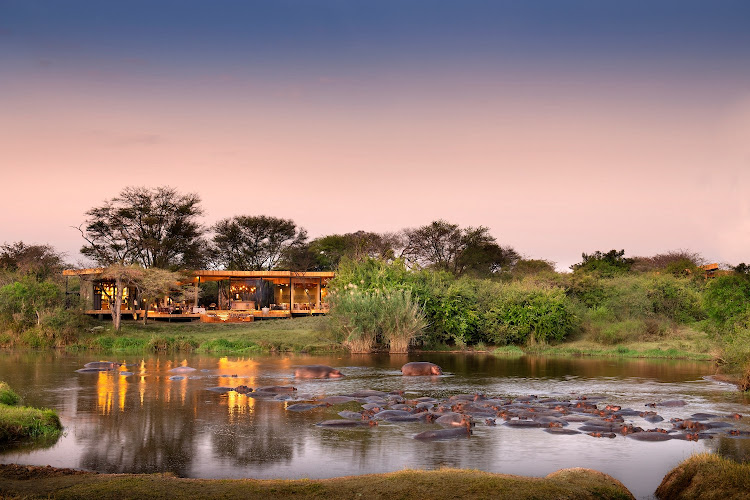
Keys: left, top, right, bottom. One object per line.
{"left": 380, "top": 289, "right": 427, "bottom": 353}
{"left": 327, "top": 285, "right": 427, "bottom": 353}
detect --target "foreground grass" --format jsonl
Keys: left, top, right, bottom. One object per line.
{"left": 0, "top": 382, "right": 62, "bottom": 444}
{"left": 0, "top": 465, "right": 634, "bottom": 500}
{"left": 656, "top": 453, "right": 750, "bottom": 499}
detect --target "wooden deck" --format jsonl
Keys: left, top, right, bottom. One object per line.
{"left": 84, "top": 309, "right": 329, "bottom": 322}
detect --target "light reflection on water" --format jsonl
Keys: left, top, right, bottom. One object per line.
{"left": 0, "top": 351, "right": 748, "bottom": 500}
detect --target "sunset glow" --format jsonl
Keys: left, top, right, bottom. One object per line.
{"left": 2, "top": 1, "right": 749, "bottom": 269}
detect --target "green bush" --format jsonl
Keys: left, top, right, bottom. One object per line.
{"left": 704, "top": 275, "right": 750, "bottom": 328}
{"left": 481, "top": 283, "right": 576, "bottom": 345}
{"left": 0, "top": 382, "right": 20, "bottom": 406}
{"left": 0, "top": 278, "right": 63, "bottom": 332}
{"left": 646, "top": 276, "right": 704, "bottom": 323}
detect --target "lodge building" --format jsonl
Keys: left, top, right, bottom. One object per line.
{"left": 62, "top": 269, "right": 335, "bottom": 322}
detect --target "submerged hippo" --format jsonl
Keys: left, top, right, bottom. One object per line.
{"left": 169, "top": 366, "right": 197, "bottom": 374}
{"left": 414, "top": 427, "right": 471, "bottom": 440}
{"left": 294, "top": 365, "right": 344, "bottom": 379}
{"left": 401, "top": 362, "right": 442, "bottom": 376}
{"left": 84, "top": 361, "right": 119, "bottom": 370}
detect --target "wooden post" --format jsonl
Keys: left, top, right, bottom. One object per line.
{"left": 316, "top": 279, "right": 321, "bottom": 310}
{"left": 194, "top": 277, "right": 199, "bottom": 309}
{"left": 290, "top": 278, "right": 294, "bottom": 312}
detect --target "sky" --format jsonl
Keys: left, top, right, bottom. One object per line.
{"left": 2, "top": 0, "right": 749, "bottom": 270}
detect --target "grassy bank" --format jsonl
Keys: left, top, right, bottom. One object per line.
{"left": 0, "top": 382, "right": 62, "bottom": 444}
{"left": 519, "top": 326, "right": 716, "bottom": 361}
{"left": 0, "top": 465, "right": 634, "bottom": 500}
{"left": 58, "top": 315, "right": 718, "bottom": 363}
{"left": 68, "top": 316, "right": 343, "bottom": 354}
{"left": 656, "top": 453, "right": 750, "bottom": 499}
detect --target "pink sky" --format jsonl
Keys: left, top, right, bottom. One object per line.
{"left": 2, "top": 3, "right": 749, "bottom": 271}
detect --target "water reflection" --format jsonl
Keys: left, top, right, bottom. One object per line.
{"left": 0, "top": 351, "right": 747, "bottom": 500}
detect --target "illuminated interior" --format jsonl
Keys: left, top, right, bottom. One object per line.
{"left": 94, "top": 282, "right": 131, "bottom": 310}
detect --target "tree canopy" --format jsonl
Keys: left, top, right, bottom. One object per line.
{"left": 401, "top": 220, "right": 518, "bottom": 276}
{"left": 78, "top": 186, "right": 206, "bottom": 269}
{"left": 281, "top": 231, "right": 399, "bottom": 271}
{"left": 571, "top": 249, "right": 634, "bottom": 276}
{"left": 212, "top": 215, "right": 306, "bottom": 270}
{"left": 0, "top": 241, "right": 66, "bottom": 282}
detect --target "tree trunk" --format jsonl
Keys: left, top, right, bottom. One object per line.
{"left": 111, "top": 276, "right": 124, "bottom": 331}
{"left": 142, "top": 300, "right": 149, "bottom": 325}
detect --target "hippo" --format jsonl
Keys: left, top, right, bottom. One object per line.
{"left": 84, "top": 361, "right": 119, "bottom": 370}
{"left": 321, "top": 396, "right": 356, "bottom": 405}
{"left": 338, "top": 411, "right": 366, "bottom": 420}
{"left": 626, "top": 431, "right": 672, "bottom": 441}
{"left": 317, "top": 419, "right": 377, "bottom": 428}
{"left": 76, "top": 367, "right": 110, "bottom": 373}
{"left": 169, "top": 366, "right": 197, "bottom": 374}
{"left": 294, "top": 365, "right": 344, "bottom": 379}
{"left": 372, "top": 410, "right": 412, "bottom": 421}
{"left": 436, "top": 412, "right": 474, "bottom": 428}
{"left": 545, "top": 427, "right": 581, "bottom": 435}
{"left": 414, "top": 427, "right": 471, "bottom": 440}
{"left": 205, "top": 386, "right": 234, "bottom": 393}
{"left": 401, "top": 362, "right": 442, "bottom": 376}
{"left": 256, "top": 385, "right": 297, "bottom": 393}
{"left": 286, "top": 403, "right": 328, "bottom": 412}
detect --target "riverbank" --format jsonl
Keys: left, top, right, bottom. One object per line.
{"left": 0, "top": 464, "right": 634, "bottom": 499}
{"left": 69, "top": 316, "right": 718, "bottom": 360}
{"left": 656, "top": 453, "right": 750, "bottom": 499}
{"left": 0, "top": 382, "right": 61, "bottom": 444}
{"left": 70, "top": 316, "right": 343, "bottom": 354}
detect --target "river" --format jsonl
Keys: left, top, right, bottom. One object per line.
{"left": 1, "top": 351, "right": 748, "bottom": 499}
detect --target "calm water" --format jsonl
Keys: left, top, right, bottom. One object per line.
{"left": 1, "top": 351, "right": 749, "bottom": 500}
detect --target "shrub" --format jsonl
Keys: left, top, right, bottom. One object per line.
{"left": 0, "top": 278, "right": 63, "bottom": 332}
{"left": 0, "top": 382, "right": 20, "bottom": 406}
{"left": 704, "top": 274, "right": 750, "bottom": 328}
{"left": 480, "top": 282, "right": 576, "bottom": 345}
{"left": 646, "top": 276, "right": 704, "bottom": 323}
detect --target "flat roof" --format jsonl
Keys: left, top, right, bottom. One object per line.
{"left": 63, "top": 268, "right": 335, "bottom": 279}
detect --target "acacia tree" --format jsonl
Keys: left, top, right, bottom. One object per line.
{"left": 132, "top": 267, "right": 182, "bottom": 325}
{"left": 212, "top": 215, "right": 307, "bottom": 270}
{"left": 401, "top": 220, "right": 517, "bottom": 276}
{"left": 77, "top": 186, "right": 206, "bottom": 329}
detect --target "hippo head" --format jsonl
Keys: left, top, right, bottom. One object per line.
{"left": 328, "top": 369, "right": 344, "bottom": 378}
{"left": 431, "top": 365, "right": 443, "bottom": 375}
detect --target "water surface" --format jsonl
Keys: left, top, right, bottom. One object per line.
{"left": 1, "top": 351, "right": 748, "bottom": 500}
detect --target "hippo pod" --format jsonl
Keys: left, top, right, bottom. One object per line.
{"left": 401, "top": 362, "right": 442, "bottom": 376}
{"left": 294, "top": 365, "right": 344, "bottom": 379}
